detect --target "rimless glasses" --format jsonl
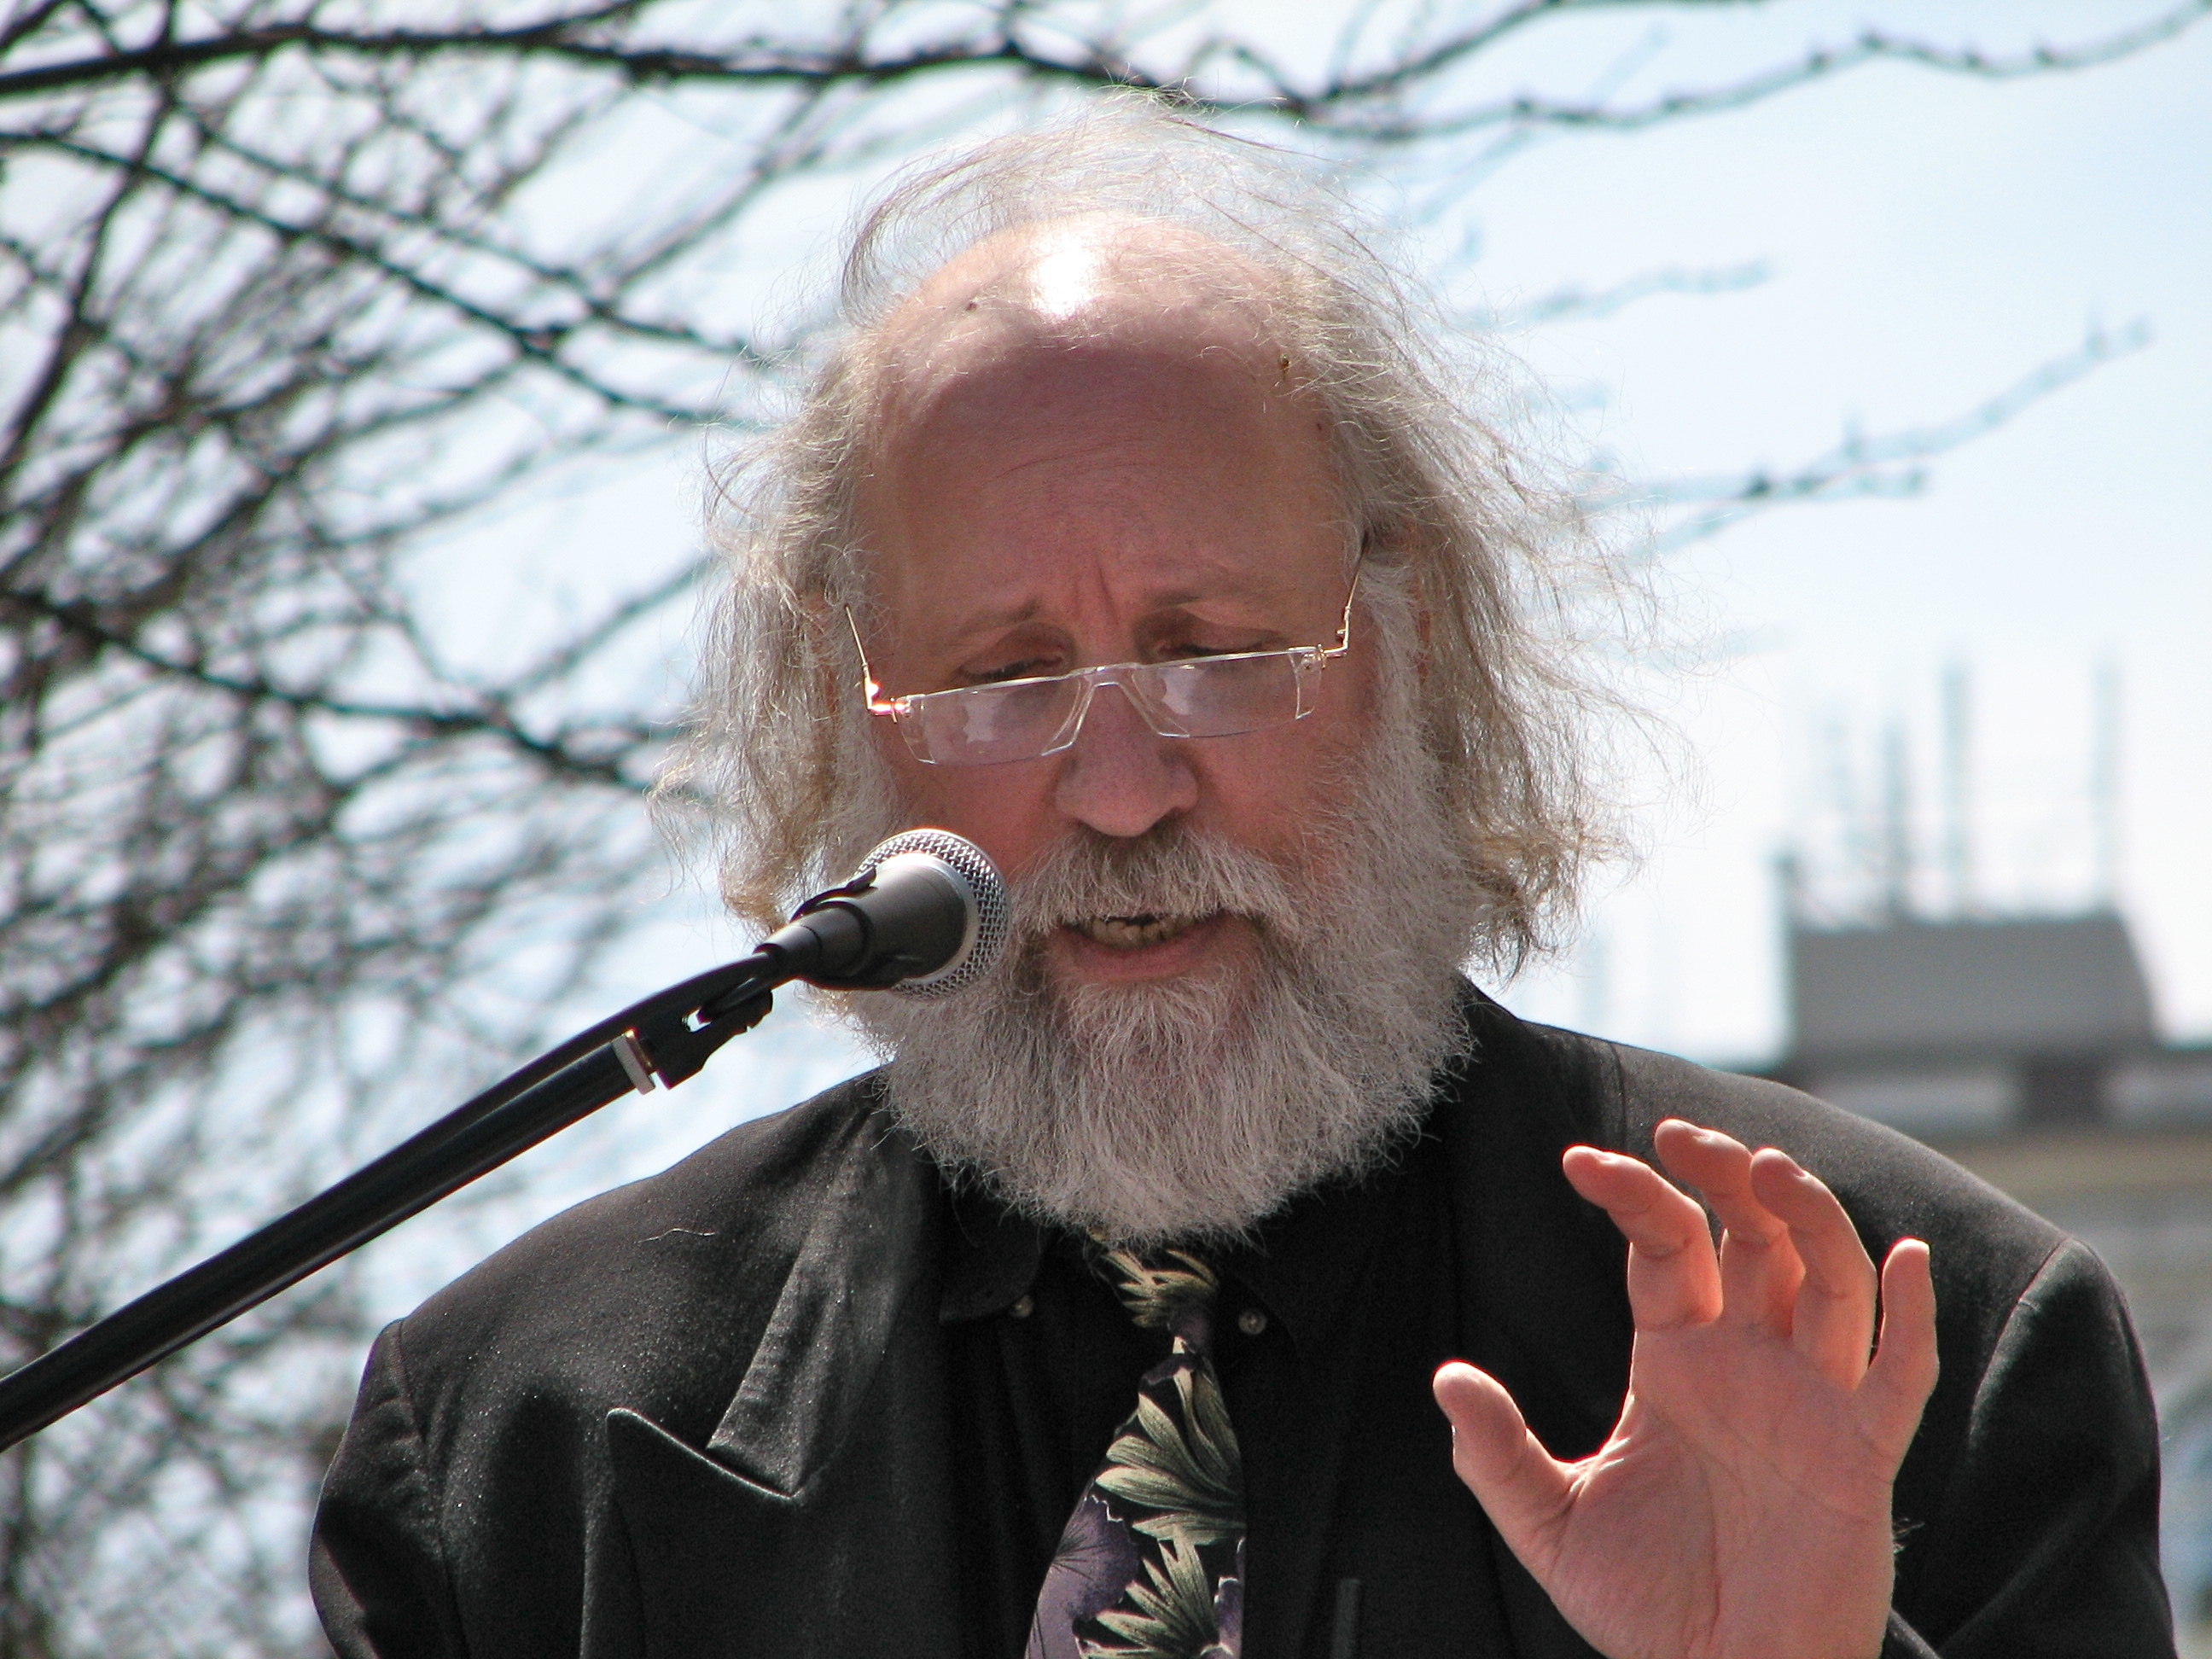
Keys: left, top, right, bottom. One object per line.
{"left": 848, "top": 574, "right": 1360, "bottom": 767}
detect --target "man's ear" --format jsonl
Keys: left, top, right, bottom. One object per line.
{"left": 1366, "top": 530, "right": 1435, "bottom": 665}
{"left": 800, "top": 591, "right": 849, "bottom": 706}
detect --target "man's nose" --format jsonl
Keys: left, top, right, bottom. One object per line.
{"left": 1051, "top": 681, "right": 1199, "bottom": 838}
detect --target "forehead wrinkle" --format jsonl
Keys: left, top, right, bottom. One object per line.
{"left": 859, "top": 313, "right": 1324, "bottom": 562}
{"left": 855, "top": 332, "right": 1334, "bottom": 612}
{"left": 873, "top": 317, "right": 1292, "bottom": 474}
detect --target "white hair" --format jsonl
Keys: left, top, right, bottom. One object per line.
{"left": 664, "top": 95, "right": 1620, "bottom": 976}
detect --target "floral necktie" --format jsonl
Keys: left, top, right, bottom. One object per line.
{"left": 1025, "top": 1248, "right": 1247, "bottom": 1659}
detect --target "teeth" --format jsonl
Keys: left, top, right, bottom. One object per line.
{"left": 1075, "top": 913, "right": 1202, "bottom": 949}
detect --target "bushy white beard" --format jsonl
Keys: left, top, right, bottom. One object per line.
{"left": 847, "top": 677, "right": 1476, "bottom": 1248}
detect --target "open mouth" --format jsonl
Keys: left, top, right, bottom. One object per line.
{"left": 1072, "top": 912, "right": 1207, "bottom": 950}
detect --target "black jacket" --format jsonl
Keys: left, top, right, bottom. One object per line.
{"left": 311, "top": 998, "right": 2172, "bottom": 1656}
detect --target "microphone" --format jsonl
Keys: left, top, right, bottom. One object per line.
{"left": 756, "top": 829, "right": 1010, "bottom": 997}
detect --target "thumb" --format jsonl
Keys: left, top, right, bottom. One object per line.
{"left": 1433, "top": 1361, "right": 1575, "bottom": 1571}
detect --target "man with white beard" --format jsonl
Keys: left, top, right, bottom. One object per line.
{"left": 311, "top": 108, "right": 2170, "bottom": 1659}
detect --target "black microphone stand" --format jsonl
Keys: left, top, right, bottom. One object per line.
{"left": 0, "top": 949, "right": 789, "bottom": 1453}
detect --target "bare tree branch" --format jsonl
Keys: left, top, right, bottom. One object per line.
{"left": 1620, "top": 321, "right": 2152, "bottom": 557}
{"left": 1252, "top": 1, "right": 2212, "bottom": 138}
{"left": 1478, "top": 260, "right": 1771, "bottom": 331}
{"left": 7, "top": 0, "right": 2203, "bottom": 129}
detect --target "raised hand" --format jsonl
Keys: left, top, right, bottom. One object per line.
{"left": 1433, "top": 1119, "right": 1939, "bottom": 1659}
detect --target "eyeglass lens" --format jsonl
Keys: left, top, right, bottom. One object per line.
{"left": 899, "top": 652, "right": 1318, "bottom": 765}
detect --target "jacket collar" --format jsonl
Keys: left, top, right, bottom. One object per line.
{"left": 934, "top": 1121, "right": 1431, "bottom": 1359}
{"left": 938, "top": 1180, "right": 1044, "bottom": 1322}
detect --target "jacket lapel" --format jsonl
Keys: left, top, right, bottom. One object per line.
{"left": 604, "top": 1105, "right": 965, "bottom": 1657}
{"left": 704, "top": 1105, "right": 937, "bottom": 1495}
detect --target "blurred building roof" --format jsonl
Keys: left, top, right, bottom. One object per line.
{"left": 1788, "top": 911, "right": 2157, "bottom": 1068}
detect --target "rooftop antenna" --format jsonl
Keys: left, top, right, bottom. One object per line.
{"left": 1941, "top": 661, "right": 1974, "bottom": 917}
{"left": 2093, "top": 655, "right": 2122, "bottom": 909}
{"left": 1776, "top": 849, "right": 1806, "bottom": 928}
{"left": 1881, "top": 716, "right": 1912, "bottom": 923}
{"left": 1819, "top": 707, "right": 1866, "bottom": 921}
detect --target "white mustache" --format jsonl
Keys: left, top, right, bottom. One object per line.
{"left": 1008, "top": 823, "right": 1304, "bottom": 945}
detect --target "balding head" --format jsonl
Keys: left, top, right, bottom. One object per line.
{"left": 857, "top": 217, "right": 1330, "bottom": 520}
{"left": 870, "top": 214, "right": 1284, "bottom": 379}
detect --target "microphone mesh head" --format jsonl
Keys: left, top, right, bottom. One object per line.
{"left": 857, "top": 830, "right": 1010, "bottom": 997}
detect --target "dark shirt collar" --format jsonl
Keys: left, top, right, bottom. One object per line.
{"left": 935, "top": 1116, "right": 1434, "bottom": 1356}
{"left": 939, "top": 1180, "right": 1046, "bottom": 1323}
{"left": 1214, "top": 1136, "right": 1429, "bottom": 1353}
